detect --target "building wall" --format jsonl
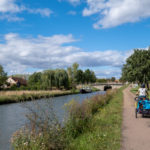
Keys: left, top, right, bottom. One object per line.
{"left": 7, "top": 78, "right": 17, "bottom": 85}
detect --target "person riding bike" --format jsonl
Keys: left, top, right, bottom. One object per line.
{"left": 137, "top": 84, "right": 148, "bottom": 99}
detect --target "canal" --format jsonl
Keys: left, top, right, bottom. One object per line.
{"left": 0, "top": 91, "right": 105, "bottom": 150}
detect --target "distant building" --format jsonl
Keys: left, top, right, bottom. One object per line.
{"left": 7, "top": 77, "right": 27, "bottom": 87}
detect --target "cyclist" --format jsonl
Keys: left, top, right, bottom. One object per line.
{"left": 137, "top": 84, "right": 148, "bottom": 99}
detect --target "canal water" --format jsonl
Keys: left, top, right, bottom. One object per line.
{"left": 0, "top": 91, "right": 105, "bottom": 150}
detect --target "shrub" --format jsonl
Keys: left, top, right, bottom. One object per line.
{"left": 64, "top": 89, "right": 117, "bottom": 139}
{"left": 11, "top": 100, "right": 67, "bottom": 150}
{"left": 11, "top": 89, "right": 117, "bottom": 150}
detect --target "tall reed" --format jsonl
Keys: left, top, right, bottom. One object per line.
{"left": 11, "top": 89, "right": 117, "bottom": 150}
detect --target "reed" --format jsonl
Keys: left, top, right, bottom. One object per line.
{"left": 11, "top": 88, "right": 117, "bottom": 150}
{"left": 0, "top": 90, "right": 80, "bottom": 105}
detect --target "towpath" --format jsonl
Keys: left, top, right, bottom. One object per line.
{"left": 122, "top": 86, "right": 150, "bottom": 150}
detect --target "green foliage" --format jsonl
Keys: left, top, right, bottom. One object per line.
{"left": 0, "top": 65, "right": 7, "bottom": 87}
{"left": 66, "top": 87, "right": 125, "bottom": 150}
{"left": 122, "top": 49, "right": 150, "bottom": 84}
{"left": 41, "top": 70, "right": 55, "bottom": 90}
{"left": 67, "top": 63, "right": 96, "bottom": 88}
{"left": 84, "top": 69, "right": 96, "bottom": 84}
{"left": 64, "top": 90, "right": 115, "bottom": 139}
{"left": 75, "top": 69, "right": 84, "bottom": 84}
{"left": 28, "top": 72, "right": 42, "bottom": 89}
{"left": 96, "top": 78, "right": 107, "bottom": 83}
{"left": 130, "top": 86, "right": 139, "bottom": 94}
{"left": 28, "top": 69, "right": 69, "bottom": 90}
{"left": 55, "top": 69, "right": 69, "bottom": 89}
{"left": 111, "top": 77, "right": 116, "bottom": 82}
{"left": 11, "top": 87, "right": 124, "bottom": 150}
{"left": 11, "top": 101, "right": 67, "bottom": 150}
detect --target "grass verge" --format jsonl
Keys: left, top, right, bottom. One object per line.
{"left": 0, "top": 90, "right": 79, "bottom": 105}
{"left": 0, "top": 87, "right": 100, "bottom": 105}
{"left": 11, "top": 87, "right": 124, "bottom": 150}
{"left": 130, "top": 86, "right": 139, "bottom": 94}
{"left": 66, "top": 86, "right": 125, "bottom": 150}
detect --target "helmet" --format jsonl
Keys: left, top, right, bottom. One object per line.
{"left": 141, "top": 84, "right": 145, "bottom": 88}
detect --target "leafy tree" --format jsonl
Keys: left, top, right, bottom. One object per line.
{"left": 111, "top": 77, "right": 116, "bottom": 82}
{"left": 67, "top": 67, "right": 73, "bottom": 88}
{"left": 72, "top": 63, "right": 79, "bottom": 77}
{"left": 96, "top": 78, "right": 107, "bottom": 83}
{"left": 54, "top": 69, "right": 69, "bottom": 89}
{"left": 28, "top": 72, "right": 42, "bottom": 89}
{"left": 75, "top": 69, "right": 84, "bottom": 84}
{"left": 0, "top": 65, "right": 7, "bottom": 87}
{"left": 84, "top": 69, "right": 96, "bottom": 84}
{"left": 67, "top": 63, "right": 79, "bottom": 87}
{"left": 41, "top": 70, "right": 55, "bottom": 90}
{"left": 90, "top": 71, "right": 96, "bottom": 83}
{"left": 122, "top": 49, "right": 150, "bottom": 88}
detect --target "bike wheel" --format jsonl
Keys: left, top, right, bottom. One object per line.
{"left": 135, "top": 109, "right": 138, "bottom": 118}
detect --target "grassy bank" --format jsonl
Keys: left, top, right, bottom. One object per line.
{"left": 66, "top": 87, "right": 125, "bottom": 150}
{"left": 11, "top": 86, "right": 125, "bottom": 150}
{"left": 130, "top": 86, "right": 139, "bottom": 94}
{"left": 0, "top": 90, "right": 79, "bottom": 105}
{"left": 0, "top": 87, "right": 99, "bottom": 105}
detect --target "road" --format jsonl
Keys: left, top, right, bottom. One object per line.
{"left": 121, "top": 86, "right": 150, "bottom": 150}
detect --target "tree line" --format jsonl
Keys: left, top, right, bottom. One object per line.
{"left": 121, "top": 48, "right": 150, "bottom": 88}
{"left": 0, "top": 63, "right": 97, "bottom": 90}
{"left": 28, "top": 63, "right": 96, "bottom": 90}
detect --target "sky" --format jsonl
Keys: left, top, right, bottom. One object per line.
{"left": 1, "top": 0, "right": 150, "bottom": 78}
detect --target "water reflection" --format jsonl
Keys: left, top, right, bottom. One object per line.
{"left": 0, "top": 91, "right": 105, "bottom": 150}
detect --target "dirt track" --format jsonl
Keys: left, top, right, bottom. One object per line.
{"left": 121, "top": 86, "right": 150, "bottom": 150}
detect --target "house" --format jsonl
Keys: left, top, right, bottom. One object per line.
{"left": 7, "top": 77, "right": 27, "bottom": 87}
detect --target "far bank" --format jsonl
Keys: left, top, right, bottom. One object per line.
{"left": 0, "top": 87, "right": 99, "bottom": 105}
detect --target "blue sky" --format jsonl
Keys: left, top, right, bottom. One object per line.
{"left": 1, "top": 0, "right": 150, "bottom": 78}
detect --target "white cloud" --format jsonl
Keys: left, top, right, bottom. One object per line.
{"left": 0, "top": 14, "right": 24, "bottom": 21}
{"left": 0, "top": 33, "right": 130, "bottom": 77}
{"left": 0, "top": 0, "right": 52, "bottom": 21}
{"left": 26, "top": 8, "right": 52, "bottom": 17}
{"left": 59, "top": 0, "right": 81, "bottom": 5}
{"left": 82, "top": 0, "right": 150, "bottom": 29}
{"left": 0, "top": 0, "right": 24, "bottom": 13}
{"left": 68, "top": 10, "right": 77, "bottom": 15}
{"left": 94, "top": 68, "right": 122, "bottom": 78}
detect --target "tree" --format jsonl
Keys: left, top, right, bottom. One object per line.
{"left": 28, "top": 72, "right": 42, "bottom": 89}
{"left": 96, "top": 78, "right": 107, "bottom": 83}
{"left": 67, "top": 63, "right": 79, "bottom": 87}
{"left": 111, "top": 77, "right": 116, "bottom": 82}
{"left": 54, "top": 69, "right": 69, "bottom": 89}
{"left": 84, "top": 69, "right": 96, "bottom": 84}
{"left": 67, "top": 67, "right": 73, "bottom": 88}
{"left": 90, "top": 71, "right": 96, "bottom": 83}
{"left": 121, "top": 49, "right": 150, "bottom": 88}
{"left": 41, "top": 70, "right": 55, "bottom": 90}
{"left": 75, "top": 69, "right": 84, "bottom": 84}
{"left": 0, "top": 65, "right": 7, "bottom": 87}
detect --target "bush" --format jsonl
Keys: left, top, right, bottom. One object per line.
{"left": 11, "top": 89, "right": 117, "bottom": 150}
{"left": 64, "top": 90, "right": 117, "bottom": 139}
{"left": 11, "top": 100, "right": 68, "bottom": 150}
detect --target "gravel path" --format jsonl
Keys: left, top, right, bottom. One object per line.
{"left": 121, "top": 86, "right": 150, "bottom": 150}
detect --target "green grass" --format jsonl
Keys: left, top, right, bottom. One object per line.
{"left": 92, "top": 87, "right": 100, "bottom": 92}
{"left": 11, "top": 87, "right": 125, "bottom": 150}
{"left": 0, "top": 90, "right": 80, "bottom": 105}
{"left": 0, "top": 86, "right": 100, "bottom": 105}
{"left": 130, "top": 86, "right": 139, "bottom": 94}
{"left": 66, "top": 87, "right": 125, "bottom": 150}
